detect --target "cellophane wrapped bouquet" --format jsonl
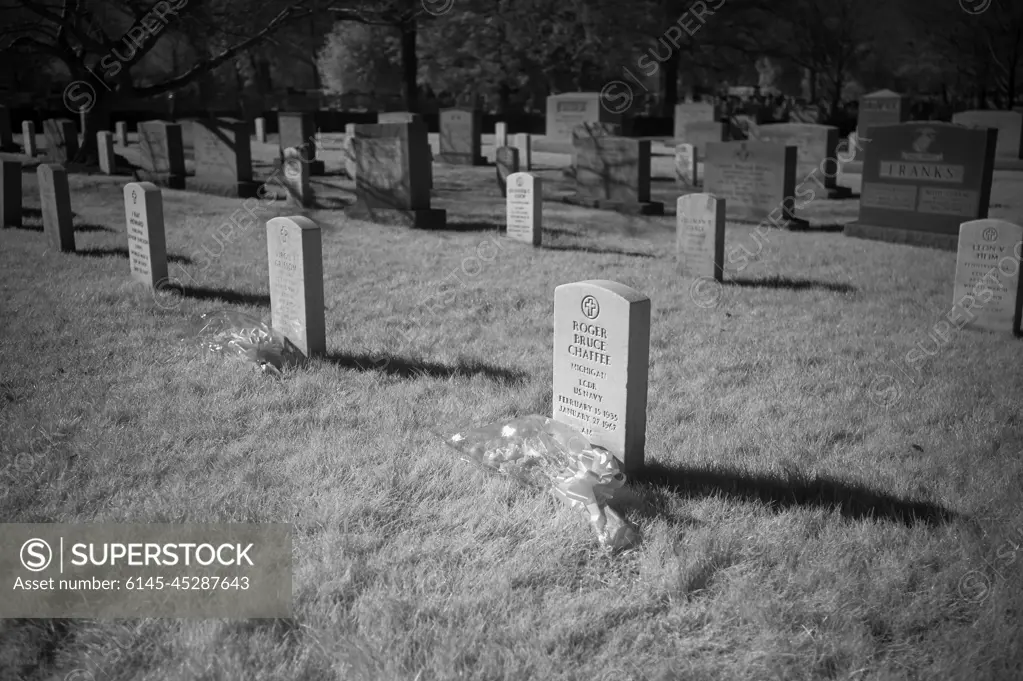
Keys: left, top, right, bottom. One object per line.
{"left": 448, "top": 415, "right": 640, "bottom": 551}
{"left": 181, "top": 310, "right": 305, "bottom": 376}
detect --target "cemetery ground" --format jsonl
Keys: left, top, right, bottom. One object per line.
{"left": 1, "top": 136, "right": 1023, "bottom": 680}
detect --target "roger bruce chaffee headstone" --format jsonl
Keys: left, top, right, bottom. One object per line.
{"left": 676, "top": 193, "right": 725, "bottom": 281}
{"left": 1, "top": 160, "right": 21, "bottom": 228}
{"left": 38, "top": 163, "right": 75, "bottom": 252}
{"left": 506, "top": 172, "right": 542, "bottom": 246}
{"left": 553, "top": 280, "right": 650, "bottom": 473}
{"left": 845, "top": 122, "right": 997, "bottom": 250}
{"left": 546, "top": 93, "right": 622, "bottom": 141}
{"left": 123, "top": 182, "right": 169, "bottom": 289}
{"left": 953, "top": 219, "right": 1023, "bottom": 335}
{"left": 267, "top": 216, "right": 326, "bottom": 357}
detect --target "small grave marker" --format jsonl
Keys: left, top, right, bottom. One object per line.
{"left": 267, "top": 216, "right": 326, "bottom": 357}
{"left": 254, "top": 117, "right": 267, "bottom": 143}
{"left": 123, "top": 182, "right": 169, "bottom": 289}
{"left": 115, "top": 121, "right": 128, "bottom": 146}
{"left": 37, "top": 164, "right": 75, "bottom": 252}
{"left": 98, "top": 131, "right": 115, "bottom": 174}
{"left": 494, "top": 122, "right": 508, "bottom": 149}
{"left": 553, "top": 280, "right": 651, "bottom": 473}
{"left": 953, "top": 219, "right": 1023, "bottom": 335}
{"left": 281, "top": 147, "right": 312, "bottom": 207}
{"left": 506, "top": 172, "right": 542, "bottom": 246}
{"left": 676, "top": 193, "right": 725, "bottom": 281}
{"left": 512, "top": 133, "right": 532, "bottom": 170}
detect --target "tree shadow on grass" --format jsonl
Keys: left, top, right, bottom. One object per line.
{"left": 543, "top": 243, "right": 657, "bottom": 258}
{"left": 75, "top": 247, "right": 193, "bottom": 265}
{"left": 324, "top": 351, "right": 528, "bottom": 384}
{"left": 629, "top": 461, "right": 957, "bottom": 527}
{"left": 725, "top": 275, "right": 856, "bottom": 294}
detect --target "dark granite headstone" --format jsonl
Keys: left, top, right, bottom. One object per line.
{"left": 750, "top": 123, "right": 849, "bottom": 198}
{"left": 438, "top": 108, "right": 483, "bottom": 165}
{"left": 569, "top": 137, "right": 663, "bottom": 215}
{"left": 349, "top": 121, "right": 445, "bottom": 229}
{"left": 704, "top": 141, "right": 805, "bottom": 228}
{"left": 137, "top": 121, "right": 185, "bottom": 189}
{"left": 192, "top": 118, "right": 257, "bottom": 197}
{"left": 43, "top": 119, "right": 79, "bottom": 164}
{"left": 844, "top": 122, "right": 998, "bottom": 250}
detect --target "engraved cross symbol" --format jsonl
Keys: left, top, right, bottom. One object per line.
{"left": 581, "top": 295, "right": 600, "bottom": 319}
{"left": 735, "top": 143, "right": 750, "bottom": 161}
{"left": 280, "top": 226, "right": 288, "bottom": 243}
{"left": 983, "top": 228, "right": 998, "bottom": 242}
{"left": 131, "top": 190, "right": 137, "bottom": 204}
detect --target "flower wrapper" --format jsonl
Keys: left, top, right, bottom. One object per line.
{"left": 448, "top": 415, "right": 640, "bottom": 550}
{"left": 180, "top": 309, "right": 305, "bottom": 376}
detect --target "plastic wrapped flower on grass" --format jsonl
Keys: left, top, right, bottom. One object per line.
{"left": 180, "top": 309, "right": 306, "bottom": 377}
{"left": 447, "top": 415, "right": 641, "bottom": 551}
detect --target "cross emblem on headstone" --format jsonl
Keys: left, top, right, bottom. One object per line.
{"left": 280, "top": 226, "right": 288, "bottom": 242}
{"left": 735, "top": 143, "right": 750, "bottom": 161}
{"left": 581, "top": 295, "right": 600, "bottom": 319}
{"left": 131, "top": 190, "right": 137, "bottom": 204}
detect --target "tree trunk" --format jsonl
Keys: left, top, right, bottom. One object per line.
{"left": 661, "top": 51, "right": 680, "bottom": 118}
{"left": 400, "top": 22, "right": 418, "bottom": 112}
{"left": 73, "top": 89, "right": 112, "bottom": 167}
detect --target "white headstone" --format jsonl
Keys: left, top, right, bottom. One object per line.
{"left": 676, "top": 193, "right": 725, "bottom": 281}
{"left": 953, "top": 219, "right": 1023, "bottom": 334}
{"left": 123, "top": 182, "right": 169, "bottom": 289}
{"left": 267, "top": 216, "right": 326, "bottom": 357}
{"left": 494, "top": 122, "right": 508, "bottom": 150}
{"left": 675, "top": 142, "right": 698, "bottom": 187}
{"left": 553, "top": 280, "right": 651, "bottom": 473}
{"left": 506, "top": 172, "right": 542, "bottom": 246}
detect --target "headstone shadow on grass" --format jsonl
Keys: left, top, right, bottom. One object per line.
{"left": 723, "top": 276, "right": 857, "bottom": 294}
{"left": 542, "top": 243, "right": 656, "bottom": 258}
{"left": 74, "top": 246, "right": 193, "bottom": 265}
{"left": 172, "top": 285, "right": 270, "bottom": 308}
{"left": 15, "top": 220, "right": 114, "bottom": 234}
{"left": 324, "top": 352, "right": 528, "bottom": 385}
{"left": 630, "top": 461, "right": 959, "bottom": 527}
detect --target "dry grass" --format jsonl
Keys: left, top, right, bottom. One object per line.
{"left": 1, "top": 148, "right": 1022, "bottom": 681}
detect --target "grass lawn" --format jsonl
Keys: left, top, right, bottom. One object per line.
{"left": 1, "top": 138, "right": 1022, "bottom": 681}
